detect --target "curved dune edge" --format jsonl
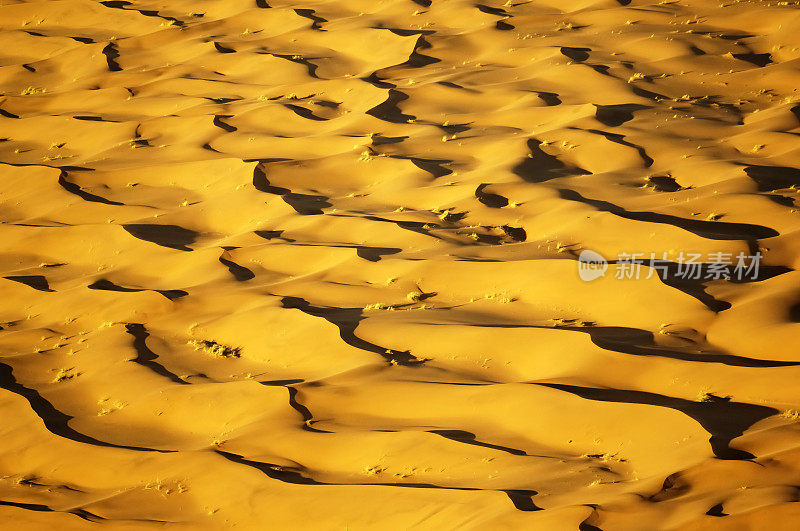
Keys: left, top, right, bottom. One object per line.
{"left": 1, "top": 0, "right": 800, "bottom": 528}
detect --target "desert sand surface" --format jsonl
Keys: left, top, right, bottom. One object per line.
{"left": 1, "top": 0, "right": 800, "bottom": 528}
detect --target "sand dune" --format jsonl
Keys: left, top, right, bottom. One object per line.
{"left": 1, "top": 0, "right": 800, "bottom": 528}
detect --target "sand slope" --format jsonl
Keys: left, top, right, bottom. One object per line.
{"left": 1, "top": 0, "right": 800, "bottom": 528}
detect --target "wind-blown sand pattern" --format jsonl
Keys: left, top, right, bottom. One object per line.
{"left": 1, "top": 0, "right": 800, "bottom": 528}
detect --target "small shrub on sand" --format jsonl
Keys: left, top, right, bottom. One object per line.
{"left": 189, "top": 339, "right": 241, "bottom": 358}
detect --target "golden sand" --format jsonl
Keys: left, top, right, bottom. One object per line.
{"left": 1, "top": 0, "right": 800, "bottom": 528}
